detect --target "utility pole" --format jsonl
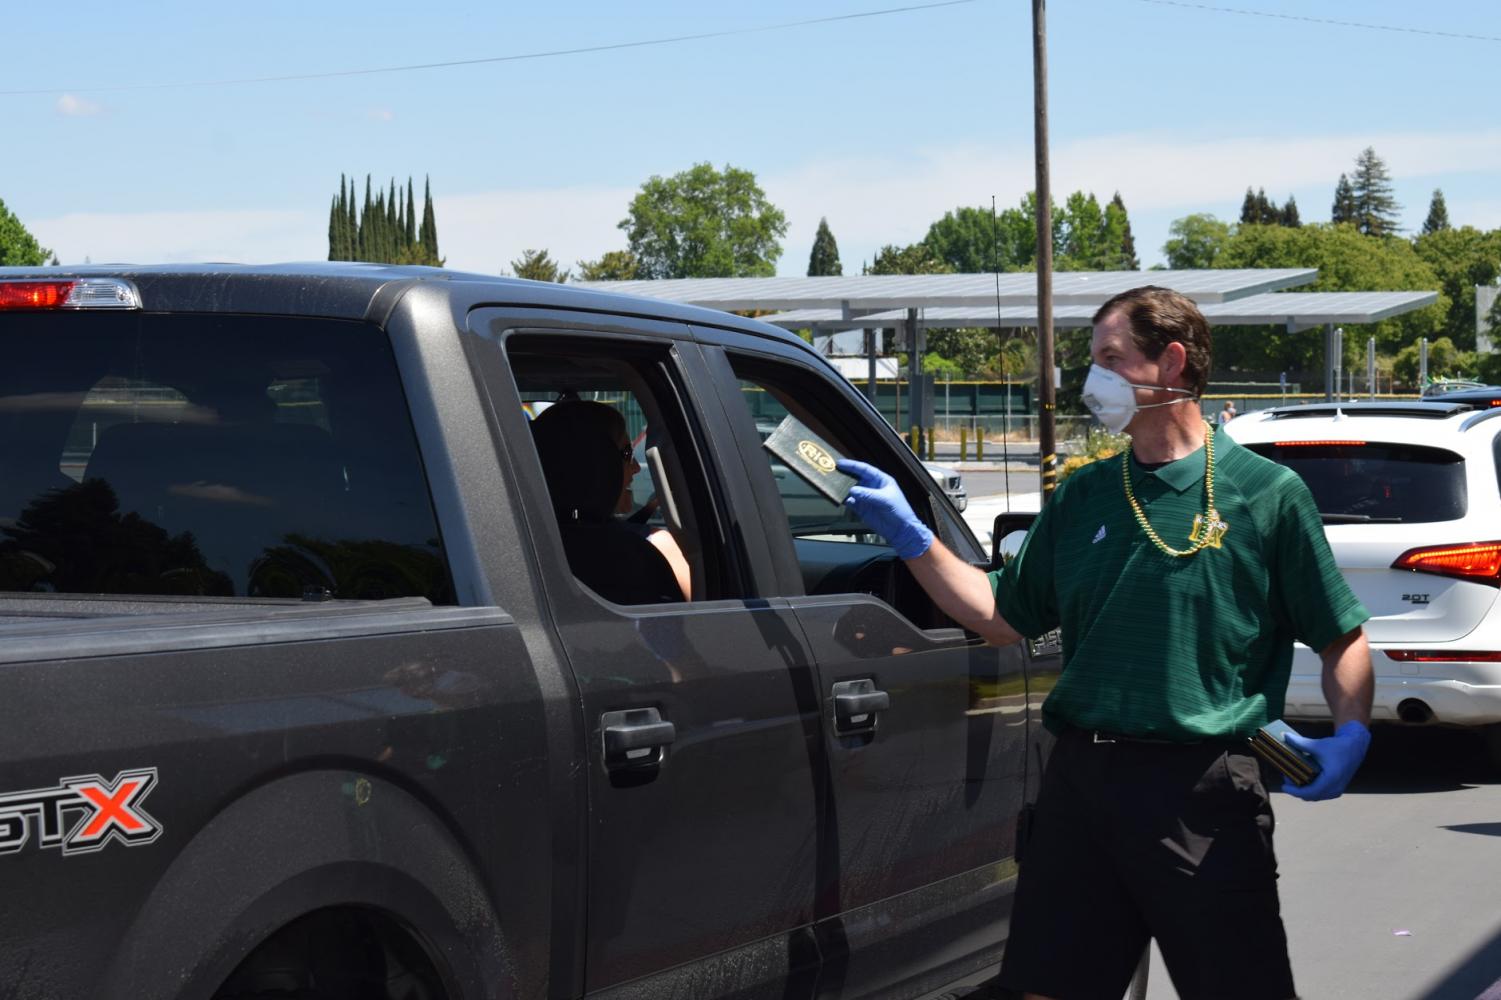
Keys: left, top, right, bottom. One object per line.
{"left": 1032, "top": 0, "right": 1057, "bottom": 499}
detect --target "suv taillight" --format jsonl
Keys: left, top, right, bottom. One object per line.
{"left": 1392, "top": 541, "right": 1501, "bottom": 585}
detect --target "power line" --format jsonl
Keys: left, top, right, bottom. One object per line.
{"left": 1138, "top": 0, "right": 1501, "bottom": 44}
{"left": 2, "top": 0, "right": 978, "bottom": 97}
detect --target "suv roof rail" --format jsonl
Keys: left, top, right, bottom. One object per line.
{"left": 1258, "top": 401, "right": 1474, "bottom": 420}
{"left": 1459, "top": 407, "right": 1501, "bottom": 433}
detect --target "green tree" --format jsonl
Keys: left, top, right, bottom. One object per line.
{"left": 1279, "top": 195, "right": 1301, "bottom": 228}
{"left": 1350, "top": 147, "right": 1401, "bottom": 237}
{"left": 806, "top": 217, "right": 843, "bottom": 276}
{"left": 1412, "top": 226, "right": 1501, "bottom": 349}
{"left": 1162, "top": 214, "right": 1232, "bottom": 269}
{"left": 1110, "top": 192, "right": 1139, "bottom": 269}
{"left": 924, "top": 205, "right": 1010, "bottom": 273}
{"left": 510, "top": 248, "right": 569, "bottom": 283}
{"left": 1331, "top": 174, "right": 1356, "bottom": 225}
{"left": 576, "top": 250, "right": 640, "bottom": 281}
{"left": 620, "top": 162, "right": 787, "bottom": 278}
{"left": 865, "top": 242, "right": 954, "bottom": 275}
{"left": 1393, "top": 336, "right": 1469, "bottom": 386}
{"left": 0, "top": 196, "right": 52, "bottom": 266}
{"left": 1422, "top": 189, "right": 1451, "bottom": 235}
{"left": 1214, "top": 222, "right": 1445, "bottom": 372}
{"left": 418, "top": 177, "right": 441, "bottom": 266}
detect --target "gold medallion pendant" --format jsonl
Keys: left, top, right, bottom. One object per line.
{"left": 1188, "top": 512, "right": 1229, "bottom": 548}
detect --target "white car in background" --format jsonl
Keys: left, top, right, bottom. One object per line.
{"left": 1226, "top": 401, "right": 1501, "bottom": 767}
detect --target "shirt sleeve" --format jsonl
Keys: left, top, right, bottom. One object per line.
{"left": 1273, "top": 470, "right": 1370, "bottom": 652}
{"left": 987, "top": 496, "right": 1061, "bottom": 640}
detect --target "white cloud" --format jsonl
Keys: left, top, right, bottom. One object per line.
{"left": 367, "top": 109, "right": 395, "bottom": 122}
{"left": 56, "top": 94, "right": 102, "bottom": 117}
{"left": 30, "top": 209, "right": 322, "bottom": 266}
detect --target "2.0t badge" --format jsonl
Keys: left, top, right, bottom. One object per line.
{"left": 0, "top": 768, "right": 162, "bottom": 856}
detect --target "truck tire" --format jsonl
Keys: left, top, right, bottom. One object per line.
{"left": 212, "top": 907, "right": 445, "bottom": 1000}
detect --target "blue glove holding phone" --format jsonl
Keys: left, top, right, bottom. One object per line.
{"left": 1281, "top": 720, "right": 1371, "bottom": 801}
{"left": 836, "top": 459, "right": 934, "bottom": 560}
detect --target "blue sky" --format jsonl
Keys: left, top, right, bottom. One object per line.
{"left": 6, "top": 0, "right": 1500, "bottom": 276}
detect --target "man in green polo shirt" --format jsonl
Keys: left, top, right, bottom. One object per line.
{"left": 837, "top": 285, "right": 1373, "bottom": 1000}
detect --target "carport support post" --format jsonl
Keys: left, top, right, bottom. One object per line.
{"left": 865, "top": 329, "right": 877, "bottom": 402}
{"left": 1323, "top": 323, "right": 1337, "bottom": 402}
{"left": 906, "top": 309, "right": 924, "bottom": 453}
{"left": 1368, "top": 337, "right": 1377, "bottom": 400}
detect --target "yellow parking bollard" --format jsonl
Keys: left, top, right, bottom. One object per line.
{"left": 926, "top": 430, "right": 935, "bottom": 461}
{"left": 960, "top": 426, "right": 968, "bottom": 461}
{"left": 977, "top": 431, "right": 984, "bottom": 462}
{"left": 908, "top": 426, "right": 919, "bottom": 452}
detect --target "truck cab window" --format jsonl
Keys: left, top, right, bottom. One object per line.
{"left": 506, "top": 338, "right": 732, "bottom": 606}
{"left": 0, "top": 312, "right": 453, "bottom": 603}
{"left": 728, "top": 355, "right": 954, "bottom": 629}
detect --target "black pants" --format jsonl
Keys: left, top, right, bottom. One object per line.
{"left": 997, "top": 728, "right": 1295, "bottom": 1000}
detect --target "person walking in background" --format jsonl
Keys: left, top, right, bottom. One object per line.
{"left": 837, "top": 285, "right": 1373, "bottom": 1000}
{"left": 1218, "top": 398, "right": 1237, "bottom": 425}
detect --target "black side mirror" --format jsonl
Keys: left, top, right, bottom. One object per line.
{"left": 991, "top": 512, "right": 1038, "bottom": 569}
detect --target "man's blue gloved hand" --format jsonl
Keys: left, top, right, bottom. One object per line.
{"left": 836, "top": 459, "right": 934, "bottom": 560}
{"left": 1282, "top": 720, "right": 1371, "bottom": 801}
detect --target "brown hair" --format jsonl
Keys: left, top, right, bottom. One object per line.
{"left": 1091, "top": 286, "right": 1211, "bottom": 397}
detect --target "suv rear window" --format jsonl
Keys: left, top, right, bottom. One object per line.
{"left": 1243, "top": 442, "right": 1467, "bottom": 523}
{"left": 0, "top": 312, "right": 453, "bottom": 602}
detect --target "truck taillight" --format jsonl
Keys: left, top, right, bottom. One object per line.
{"left": 1385, "top": 650, "right": 1501, "bottom": 662}
{"left": 0, "top": 278, "right": 141, "bottom": 310}
{"left": 1392, "top": 541, "right": 1501, "bottom": 585}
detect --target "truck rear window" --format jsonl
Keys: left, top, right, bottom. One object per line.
{"left": 0, "top": 312, "right": 453, "bottom": 602}
{"left": 1243, "top": 441, "right": 1467, "bottom": 523}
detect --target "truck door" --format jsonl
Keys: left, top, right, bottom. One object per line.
{"left": 467, "top": 311, "right": 824, "bottom": 1000}
{"left": 696, "top": 332, "right": 1033, "bottom": 998}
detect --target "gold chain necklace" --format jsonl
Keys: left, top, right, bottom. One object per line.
{"left": 1120, "top": 423, "right": 1226, "bottom": 557}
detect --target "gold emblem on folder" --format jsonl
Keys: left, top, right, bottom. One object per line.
{"left": 797, "top": 440, "right": 837, "bottom": 474}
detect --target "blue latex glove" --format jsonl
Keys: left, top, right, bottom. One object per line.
{"left": 837, "top": 459, "right": 934, "bottom": 560}
{"left": 1282, "top": 720, "right": 1371, "bottom": 801}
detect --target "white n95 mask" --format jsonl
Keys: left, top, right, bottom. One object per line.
{"left": 1081, "top": 364, "right": 1195, "bottom": 433}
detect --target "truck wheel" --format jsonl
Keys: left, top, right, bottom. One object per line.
{"left": 213, "top": 907, "right": 446, "bottom": 1000}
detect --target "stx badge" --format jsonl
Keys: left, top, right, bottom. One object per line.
{"left": 1188, "top": 512, "right": 1229, "bottom": 549}
{"left": 0, "top": 768, "right": 162, "bottom": 856}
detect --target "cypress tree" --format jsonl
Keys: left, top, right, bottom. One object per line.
{"left": 420, "top": 176, "right": 439, "bottom": 265}
{"left": 327, "top": 195, "right": 340, "bottom": 261}
{"left": 806, "top": 217, "right": 843, "bottom": 276}
{"left": 362, "top": 176, "right": 374, "bottom": 260}
{"left": 1239, "top": 187, "right": 1258, "bottom": 225}
{"left": 1110, "top": 192, "right": 1139, "bottom": 269}
{"left": 406, "top": 178, "right": 418, "bottom": 252}
{"left": 345, "top": 176, "right": 357, "bottom": 260}
{"left": 1280, "top": 195, "right": 1301, "bottom": 228}
{"left": 1422, "top": 189, "right": 1450, "bottom": 235}
{"left": 1331, "top": 174, "right": 1355, "bottom": 225}
{"left": 1350, "top": 147, "right": 1400, "bottom": 237}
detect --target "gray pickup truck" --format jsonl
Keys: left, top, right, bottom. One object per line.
{"left": 0, "top": 264, "right": 1057, "bottom": 1000}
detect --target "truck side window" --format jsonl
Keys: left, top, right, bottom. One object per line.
{"left": 728, "top": 355, "right": 949, "bottom": 625}
{"left": 506, "top": 338, "right": 732, "bottom": 606}
{"left": 0, "top": 312, "right": 454, "bottom": 603}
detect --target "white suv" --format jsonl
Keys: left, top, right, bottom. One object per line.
{"left": 1226, "top": 401, "right": 1501, "bottom": 765}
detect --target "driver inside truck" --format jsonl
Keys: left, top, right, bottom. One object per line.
{"left": 530, "top": 400, "right": 690, "bottom": 604}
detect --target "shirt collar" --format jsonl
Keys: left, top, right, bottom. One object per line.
{"left": 1129, "top": 426, "right": 1219, "bottom": 494}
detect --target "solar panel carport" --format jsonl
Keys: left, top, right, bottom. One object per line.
{"left": 578, "top": 271, "right": 1439, "bottom": 408}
